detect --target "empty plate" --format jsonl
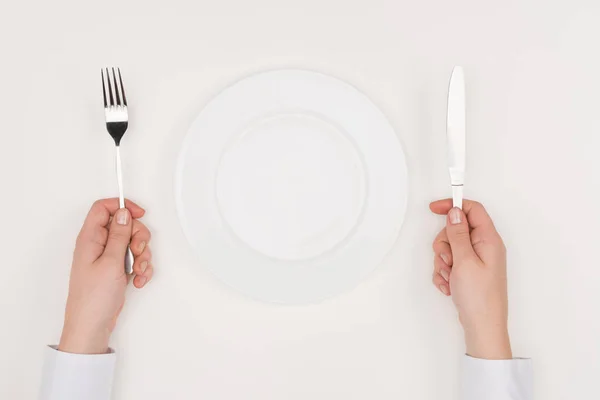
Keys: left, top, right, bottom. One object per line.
{"left": 175, "top": 69, "right": 407, "bottom": 304}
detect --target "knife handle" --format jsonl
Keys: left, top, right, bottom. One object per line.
{"left": 452, "top": 185, "right": 463, "bottom": 210}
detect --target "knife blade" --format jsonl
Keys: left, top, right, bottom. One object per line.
{"left": 447, "top": 66, "right": 466, "bottom": 210}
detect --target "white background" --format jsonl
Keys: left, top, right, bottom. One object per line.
{"left": 1, "top": 0, "right": 599, "bottom": 399}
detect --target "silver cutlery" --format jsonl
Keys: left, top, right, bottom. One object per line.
{"left": 447, "top": 66, "right": 466, "bottom": 210}
{"left": 101, "top": 67, "right": 134, "bottom": 274}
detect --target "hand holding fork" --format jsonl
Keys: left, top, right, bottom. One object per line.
{"left": 101, "top": 67, "right": 134, "bottom": 274}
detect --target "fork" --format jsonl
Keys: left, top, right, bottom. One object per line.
{"left": 101, "top": 67, "right": 134, "bottom": 274}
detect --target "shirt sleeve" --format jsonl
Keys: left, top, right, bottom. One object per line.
{"left": 39, "top": 345, "right": 116, "bottom": 400}
{"left": 461, "top": 355, "right": 533, "bottom": 400}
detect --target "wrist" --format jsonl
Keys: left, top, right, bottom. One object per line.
{"left": 59, "top": 322, "right": 111, "bottom": 355}
{"left": 463, "top": 323, "right": 512, "bottom": 360}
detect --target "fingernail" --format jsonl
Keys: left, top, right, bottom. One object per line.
{"left": 440, "top": 253, "right": 450, "bottom": 265}
{"left": 139, "top": 241, "right": 146, "bottom": 253}
{"left": 138, "top": 276, "right": 147, "bottom": 287}
{"left": 449, "top": 208, "right": 462, "bottom": 225}
{"left": 116, "top": 208, "right": 129, "bottom": 225}
{"left": 440, "top": 285, "right": 449, "bottom": 296}
{"left": 140, "top": 261, "right": 148, "bottom": 274}
{"left": 440, "top": 269, "right": 449, "bottom": 282}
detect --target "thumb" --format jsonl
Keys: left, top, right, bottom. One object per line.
{"left": 446, "top": 207, "right": 477, "bottom": 262}
{"left": 103, "top": 208, "right": 133, "bottom": 261}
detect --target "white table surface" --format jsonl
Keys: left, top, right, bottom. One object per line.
{"left": 1, "top": 0, "right": 599, "bottom": 399}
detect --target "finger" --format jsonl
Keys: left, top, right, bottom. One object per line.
{"left": 130, "top": 219, "right": 151, "bottom": 257}
{"left": 434, "top": 242, "right": 453, "bottom": 270}
{"left": 434, "top": 253, "right": 452, "bottom": 280}
{"left": 432, "top": 230, "right": 453, "bottom": 267}
{"left": 430, "top": 198, "right": 456, "bottom": 215}
{"left": 76, "top": 199, "right": 145, "bottom": 262}
{"left": 432, "top": 273, "right": 451, "bottom": 296}
{"left": 133, "top": 263, "right": 153, "bottom": 289}
{"left": 133, "top": 275, "right": 147, "bottom": 288}
{"left": 143, "top": 262, "right": 154, "bottom": 282}
{"left": 432, "top": 228, "right": 449, "bottom": 246}
{"left": 103, "top": 208, "right": 133, "bottom": 262}
{"left": 445, "top": 207, "right": 478, "bottom": 262}
{"left": 132, "top": 247, "right": 152, "bottom": 276}
{"left": 430, "top": 199, "right": 497, "bottom": 233}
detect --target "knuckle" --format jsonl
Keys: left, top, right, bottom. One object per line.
{"left": 466, "top": 200, "right": 484, "bottom": 214}
{"left": 77, "top": 229, "right": 108, "bottom": 248}
{"left": 433, "top": 257, "right": 442, "bottom": 272}
{"left": 135, "top": 221, "right": 152, "bottom": 241}
{"left": 433, "top": 241, "right": 448, "bottom": 253}
{"left": 432, "top": 232, "right": 447, "bottom": 250}
{"left": 471, "top": 200, "right": 483, "bottom": 209}
{"left": 134, "top": 263, "right": 144, "bottom": 274}
{"left": 108, "top": 230, "right": 128, "bottom": 242}
{"left": 141, "top": 243, "right": 151, "bottom": 257}
{"left": 92, "top": 199, "right": 103, "bottom": 208}
{"left": 141, "top": 247, "right": 152, "bottom": 260}
{"left": 91, "top": 199, "right": 108, "bottom": 212}
{"left": 436, "top": 253, "right": 449, "bottom": 268}
{"left": 476, "top": 202, "right": 489, "bottom": 215}
{"left": 88, "top": 202, "right": 100, "bottom": 214}
{"left": 452, "top": 228, "right": 471, "bottom": 241}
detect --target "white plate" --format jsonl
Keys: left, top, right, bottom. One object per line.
{"left": 175, "top": 70, "right": 408, "bottom": 304}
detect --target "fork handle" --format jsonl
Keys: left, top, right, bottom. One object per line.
{"left": 116, "top": 146, "right": 134, "bottom": 274}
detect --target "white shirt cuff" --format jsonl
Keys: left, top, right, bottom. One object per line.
{"left": 461, "top": 355, "right": 533, "bottom": 400}
{"left": 39, "top": 345, "right": 116, "bottom": 400}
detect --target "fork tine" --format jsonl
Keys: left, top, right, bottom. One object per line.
{"left": 106, "top": 68, "right": 114, "bottom": 106}
{"left": 117, "top": 68, "right": 127, "bottom": 106}
{"left": 112, "top": 67, "right": 122, "bottom": 106}
{"left": 101, "top": 69, "right": 107, "bottom": 108}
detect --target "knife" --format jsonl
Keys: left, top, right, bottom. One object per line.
{"left": 447, "top": 66, "right": 466, "bottom": 210}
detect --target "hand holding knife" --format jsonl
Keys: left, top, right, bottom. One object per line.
{"left": 447, "top": 66, "right": 466, "bottom": 209}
